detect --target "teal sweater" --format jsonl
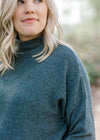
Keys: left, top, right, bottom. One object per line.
{"left": 0, "top": 36, "right": 95, "bottom": 140}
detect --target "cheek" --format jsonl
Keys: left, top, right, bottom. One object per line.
{"left": 13, "top": 15, "right": 21, "bottom": 32}
{"left": 13, "top": 14, "right": 18, "bottom": 28}
{"left": 13, "top": 9, "right": 22, "bottom": 29}
{"left": 39, "top": 10, "right": 48, "bottom": 26}
{"left": 13, "top": 18, "right": 18, "bottom": 31}
{"left": 38, "top": 5, "right": 48, "bottom": 20}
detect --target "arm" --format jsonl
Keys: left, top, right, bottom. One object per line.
{"left": 64, "top": 54, "right": 95, "bottom": 140}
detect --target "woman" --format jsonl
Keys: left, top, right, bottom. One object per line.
{"left": 0, "top": 0, "right": 95, "bottom": 139}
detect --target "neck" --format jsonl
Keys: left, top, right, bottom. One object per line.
{"left": 18, "top": 33, "right": 42, "bottom": 41}
{"left": 15, "top": 35, "right": 44, "bottom": 54}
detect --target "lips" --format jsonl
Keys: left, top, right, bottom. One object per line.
{"left": 22, "top": 18, "right": 38, "bottom": 23}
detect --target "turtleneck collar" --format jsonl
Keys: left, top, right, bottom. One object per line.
{"left": 15, "top": 35, "right": 44, "bottom": 54}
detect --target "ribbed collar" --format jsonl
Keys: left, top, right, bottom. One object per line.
{"left": 15, "top": 35, "right": 44, "bottom": 54}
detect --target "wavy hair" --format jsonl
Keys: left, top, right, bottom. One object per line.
{"left": 0, "top": 0, "right": 63, "bottom": 76}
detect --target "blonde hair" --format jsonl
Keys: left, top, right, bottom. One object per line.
{"left": 0, "top": 0, "right": 63, "bottom": 76}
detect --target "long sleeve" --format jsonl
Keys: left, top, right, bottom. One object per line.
{"left": 64, "top": 53, "right": 95, "bottom": 140}
{"left": 0, "top": 42, "right": 95, "bottom": 140}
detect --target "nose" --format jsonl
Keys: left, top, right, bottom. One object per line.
{"left": 25, "top": 2, "right": 35, "bottom": 14}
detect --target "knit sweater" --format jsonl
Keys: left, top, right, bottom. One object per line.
{"left": 0, "top": 36, "right": 95, "bottom": 140}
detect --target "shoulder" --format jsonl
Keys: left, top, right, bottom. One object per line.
{"left": 52, "top": 43, "right": 81, "bottom": 66}
{"left": 51, "top": 43, "right": 88, "bottom": 77}
{"left": 55, "top": 43, "right": 76, "bottom": 58}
